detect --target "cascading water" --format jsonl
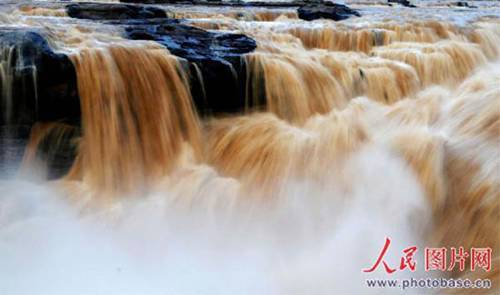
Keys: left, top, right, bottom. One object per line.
{"left": 68, "top": 45, "right": 202, "bottom": 196}
{"left": 0, "top": 0, "right": 499, "bottom": 294}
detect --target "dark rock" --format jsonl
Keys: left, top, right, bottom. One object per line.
{"left": 121, "top": 0, "right": 224, "bottom": 4}
{"left": 122, "top": 19, "right": 258, "bottom": 114}
{"left": 0, "top": 29, "right": 80, "bottom": 126}
{"left": 66, "top": 3, "right": 167, "bottom": 20}
{"left": 0, "top": 29, "right": 80, "bottom": 177}
{"left": 450, "top": 2, "right": 477, "bottom": 9}
{"left": 297, "top": 2, "right": 361, "bottom": 21}
{"left": 123, "top": 20, "right": 256, "bottom": 62}
{"left": 387, "top": 0, "right": 417, "bottom": 8}
{"left": 120, "top": 0, "right": 321, "bottom": 7}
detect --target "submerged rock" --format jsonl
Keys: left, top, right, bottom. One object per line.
{"left": 297, "top": 2, "right": 361, "bottom": 21}
{"left": 66, "top": 3, "right": 167, "bottom": 20}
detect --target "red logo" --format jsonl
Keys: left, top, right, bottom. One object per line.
{"left": 364, "top": 237, "right": 492, "bottom": 274}
{"left": 425, "top": 247, "right": 447, "bottom": 271}
{"left": 471, "top": 248, "right": 492, "bottom": 272}
{"left": 363, "top": 237, "right": 417, "bottom": 274}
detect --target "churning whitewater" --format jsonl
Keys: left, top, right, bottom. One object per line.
{"left": 0, "top": 0, "right": 499, "bottom": 294}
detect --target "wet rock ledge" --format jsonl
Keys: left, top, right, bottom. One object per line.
{"left": 66, "top": 3, "right": 167, "bottom": 20}
{"left": 0, "top": 29, "right": 80, "bottom": 126}
{"left": 298, "top": 2, "right": 360, "bottom": 21}
{"left": 123, "top": 20, "right": 257, "bottom": 113}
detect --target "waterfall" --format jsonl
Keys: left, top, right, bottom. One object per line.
{"left": 0, "top": 1, "right": 499, "bottom": 293}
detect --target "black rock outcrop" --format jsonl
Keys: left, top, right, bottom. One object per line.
{"left": 387, "top": 0, "right": 417, "bottom": 8}
{"left": 297, "top": 2, "right": 361, "bottom": 21}
{"left": 0, "top": 29, "right": 80, "bottom": 177}
{"left": 119, "top": 0, "right": 324, "bottom": 7}
{"left": 66, "top": 3, "right": 167, "bottom": 20}
{"left": 451, "top": 2, "right": 477, "bottom": 9}
{"left": 0, "top": 29, "right": 80, "bottom": 126}
{"left": 122, "top": 20, "right": 257, "bottom": 113}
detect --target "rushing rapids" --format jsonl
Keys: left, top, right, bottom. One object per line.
{"left": 0, "top": 0, "right": 499, "bottom": 294}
